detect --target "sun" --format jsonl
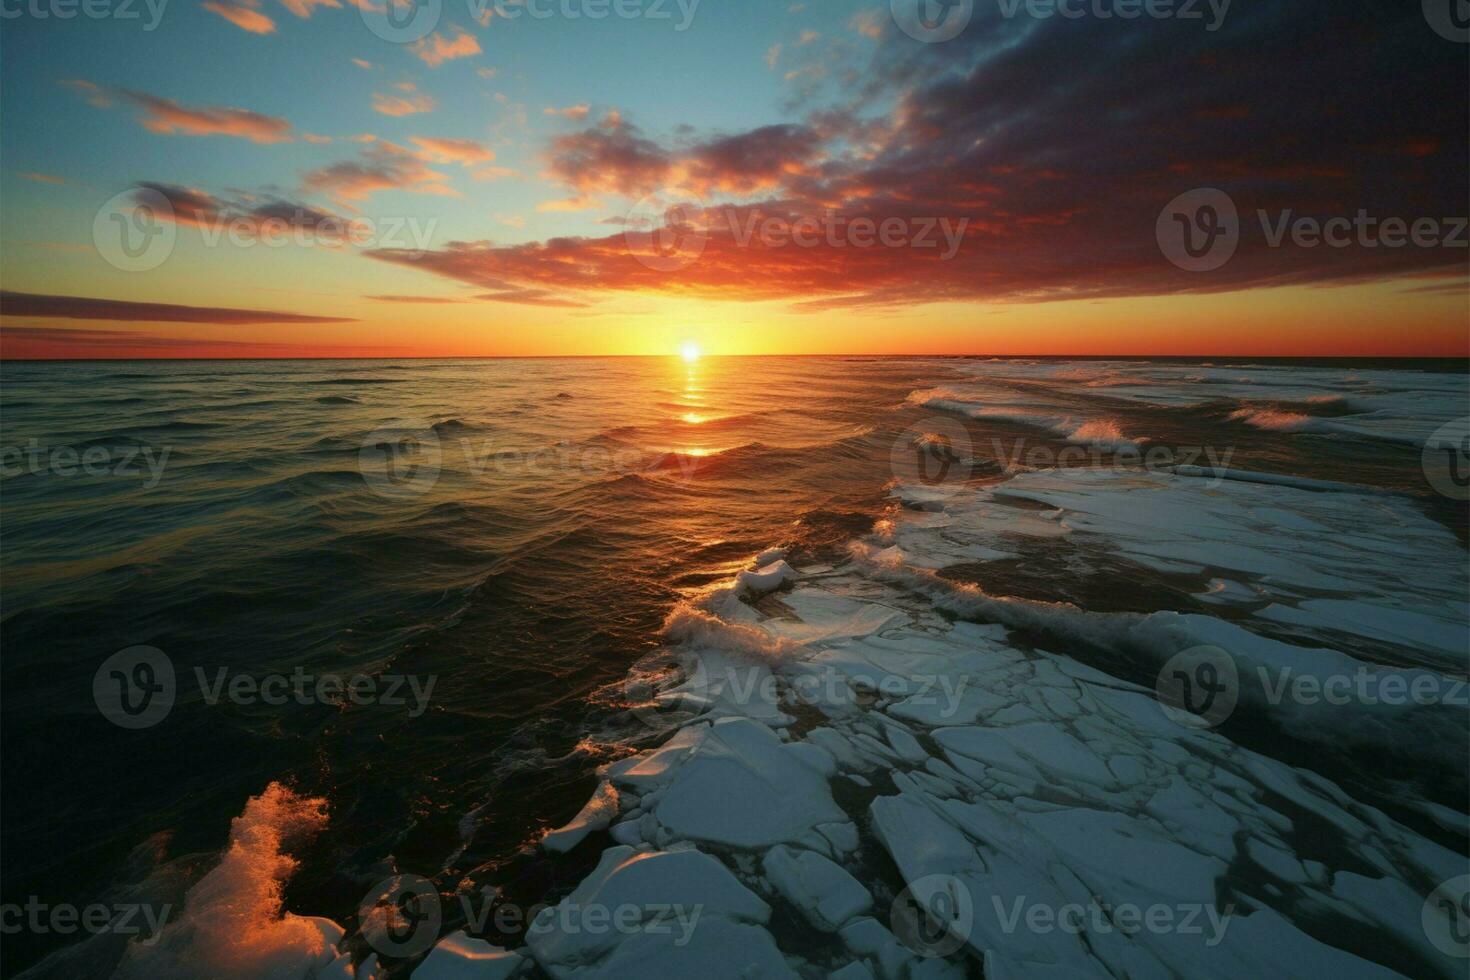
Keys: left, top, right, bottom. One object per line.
{"left": 680, "top": 342, "right": 701, "bottom": 363}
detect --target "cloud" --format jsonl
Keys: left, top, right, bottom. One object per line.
{"left": 278, "top": 0, "right": 340, "bottom": 17}
{"left": 372, "top": 86, "right": 435, "bottom": 117}
{"left": 369, "top": 4, "right": 1467, "bottom": 312}
{"left": 536, "top": 195, "right": 600, "bottom": 212}
{"left": 202, "top": 0, "right": 276, "bottom": 32}
{"left": 411, "top": 27, "right": 482, "bottom": 67}
{"left": 545, "top": 104, "right": 591, "bottom": 121}
{"left": 19, "top": 172, "right": 65, "bottom": 185}
{"left": 304, "top": 141, "right": 460, "bottom": 203}
{"left": 411, "top": 136, "right": 495, "bottom": 165}
{"left": 352, "top": 58, "right": 376, "bottom": 69}
{"left": 119, "top": 184, "right": 367, "bottom": 247}
{"left": 796, "top": 29, "right": 819, "bottom": 45}
{"left": 764, "top": 43, "right": 781, "bottom": 69}
{"left": 0, "top": 291, "right": 354, "bottom": 324}
{"left": 544, "top": 115, "right": 671, "bottom": 196}
{"left": 850, "top": 9, "right": 883, "bottom": 38}
{"left": 365, "top": 294, "right": 466, "bottom": 303}
{"left": 65, "top": 81, "right": 292, "bottom": 142}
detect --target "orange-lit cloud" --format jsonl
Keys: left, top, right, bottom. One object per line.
{"left": 411, "top": 27, "right": 481, "bottom": 67}
{"left": 411, "top": 136, "right": 494, "bottom": 165}
{"left": 65, "top": 81, "right": 293, "bottom": 142}
{"left": 372, "top": 85, "right": 435, "bottom": 117}
{"left": 304, "top": 140, "right": 459, "bottom": 202}
{"left": 202, "top": 0, "right": 276, "bottom": 34}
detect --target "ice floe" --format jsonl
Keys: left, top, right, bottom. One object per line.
{"left": 452, "top": 465, "right": 1469, "bottom": 979}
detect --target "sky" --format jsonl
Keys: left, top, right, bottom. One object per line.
{"left": 0, "top": 0, "right": 1466, "bottom": 358}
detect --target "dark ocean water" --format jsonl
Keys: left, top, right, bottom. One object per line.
{"left": 1, "top": 355, "right": 1465, "bottom": 976}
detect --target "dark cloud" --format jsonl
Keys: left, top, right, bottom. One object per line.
{"left": 373, "top": 3, "right": 1467, "bottom": 309}
{"left": 0, "top": 291, "right": 356, "bottom": 324}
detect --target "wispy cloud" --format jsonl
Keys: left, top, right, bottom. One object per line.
{"left": 64, "top": 81, "right": 293, "bottom": 142}
{"left": 410, "top": 136, "right": 494, "bottom": 165}
{"left": 304, "top": 140, "right": 460, "bottom": 203}
{"left": 0, "top": 290, "right": 355, "bottom": 324}
{"left": 372, "top": 84, "right": 435, "bottom": 117}
{"left": 410, "top": 27, "right": 481, "bottom": 67}
{"left": 202, "top": 0, "right": 276, "bottom": 34}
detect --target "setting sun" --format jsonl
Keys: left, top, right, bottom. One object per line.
{"left": 680, "top": 342, "right": 702, "bottom": 363}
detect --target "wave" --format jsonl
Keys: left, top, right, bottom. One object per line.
{"left": 113, "top": 783, "right": 345, "bottom": 980}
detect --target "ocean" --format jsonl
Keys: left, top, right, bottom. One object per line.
{"left": 1, "top": 356, "right": 1466, "bottom": 978}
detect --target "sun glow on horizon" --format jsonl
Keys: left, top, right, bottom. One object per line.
{"left": 680, "top": 342, "right": 701, "bottom": 363}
